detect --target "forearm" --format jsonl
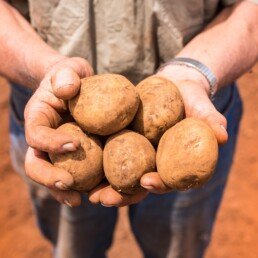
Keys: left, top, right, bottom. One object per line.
{"left": 0, "top": 1, "right": 65, "bottom": 90}
{"left": 158, "top": 1, "right": 258, "bottom": 94}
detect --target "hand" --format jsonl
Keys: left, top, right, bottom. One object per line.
{"left": 25, "top": 56, "right": 93, "bottom": 152}
{"left": 170, "top": 79, "right": 228, "bottom": 145}
{"left": 140, "top": 65, "right": 228, "bottom": 194}
{"left": 156, "top": 64, "right": 228, "bottom": 145}
{"left": 25, "top": 57, "right": 95, "bottom": 207}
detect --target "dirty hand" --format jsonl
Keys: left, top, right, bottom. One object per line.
{"left": 140, "top": 64, "right": 228, "bottom": 194}
{"left": 25, "top": 57, "right": 94, "bottom": 207}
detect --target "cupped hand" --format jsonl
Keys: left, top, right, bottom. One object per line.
{"left": 171, "top": 79, "right": 228, "bottom": 145}
{"left": 25, "top": 57, "right": 93, "bottom": 153}
{"left": 140, "top": 66, "right": 229, "bottom": 195}
{"left": 156, "top": 65, "right": 228, "bottom": 145}
{"left": 24, "top": 57, "right": 94, "bottom": 207}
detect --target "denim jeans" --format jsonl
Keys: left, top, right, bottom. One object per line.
{"left": 9, "top": 82, "right": 242, "bottom": 258}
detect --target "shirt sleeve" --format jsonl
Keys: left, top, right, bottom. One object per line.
{"left": 223, "top": 0, "right": 258, "bottom": 5}
{"left": 222, "top": 0, "right": 241, "bottom": 5}
{"left": 245, "top": 0, "right": 258, "bottom": 4}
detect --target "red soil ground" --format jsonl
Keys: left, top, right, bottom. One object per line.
{"left": 0, "top": 64, "right": 258, "bottom": 258}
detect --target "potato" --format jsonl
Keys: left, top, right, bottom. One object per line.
{"left": 131, "top": 76, "right": 185, "bottom": 146}
{"left": 48, "top": 122, "right": 104, "bottom": 192}
{"left": 156, "top": 118, "right": 218, "bottom": 191}
{"left": 103, "top": 130, "right": 156, "bottom": 194}
{"left": 69, "top": 74, "right": 140, "bottom": 135}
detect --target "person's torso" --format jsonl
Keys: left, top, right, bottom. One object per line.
{"left": 26, "top": 0, "right": 237, "bottom": 84}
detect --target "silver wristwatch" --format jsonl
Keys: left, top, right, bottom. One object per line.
{"left": 158, "top": 57, "right": 218, "bottom": 99}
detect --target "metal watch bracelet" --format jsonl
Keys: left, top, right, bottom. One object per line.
{"left": 158, "top": 57, "right": 218, "bottom": 99}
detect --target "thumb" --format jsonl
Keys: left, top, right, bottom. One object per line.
{"left": 177, "top": 80, "right": 228, "bottom": 145}
{"left": 202, "top": 111, "right": 228, "bottom": 145}
{"left": 50, "top": 57, "right": 94, "bottom": 100}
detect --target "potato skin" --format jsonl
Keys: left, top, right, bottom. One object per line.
{"left": 48, "top": 122, "right": 104, "bottom": 192}
{"left": 69, "top": 74, "right": 140, "bottom": 136}
{"left": 156, "top": 118, "right": 218, "bottom": 191}
{"left": 103, "top": 130, "right": 156, "bottom": 194}
{"left": 131, "top": 76, "right": 185, "bottom": 146}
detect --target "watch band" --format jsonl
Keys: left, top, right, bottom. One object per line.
{"left": 158, "top": 57, "right": 218, "bottom": 99}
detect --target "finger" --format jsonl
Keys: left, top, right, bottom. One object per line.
{"left": 70, "top": 57, "right": 94, "bottom": 78}
{"left": 25, "top": 99, "right": 80, "bottom": 153}
{"left": 140, "top": 172, "right": 172, "bottom": 194}
{"left": 51, "top": 57, "right": 94, "bottom": 100}
{"left": 49, "top": 188, "right": 82, "bottom": 207}
{"left": 98, "top": 187, "right": 148, "bottom": 207}
{"left": 88, "top": 180, "right": 110, "bottom": 204}
{"left": 188, "top": 105, "right": 228, "bottom": 145}
{"left": 51, "top": 67, "right": 82, "bottom": 100}
{"left": 25, "top": 147, "right": 75, "bottom": 189}
{"left": 202, "top": 112, "right": 228, "bottom": 145}
{"left": 177, "top": 80, "right": 228, "bottom": 145}
{"left": 25, "top": 57, "right": 93, "bottom": 153}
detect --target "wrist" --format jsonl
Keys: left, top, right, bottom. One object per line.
{"left": 156, "top": 58, "right": 218, "bottom": 99}
{"left": 25, "top": 49, "right": 67, "bottom": 90}
{"left": 35, "top": 53, "right": 67, "bottom": 86}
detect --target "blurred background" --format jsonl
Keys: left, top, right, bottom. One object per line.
{"left": 0, "top": 64, "right": 258, "bottom": 258}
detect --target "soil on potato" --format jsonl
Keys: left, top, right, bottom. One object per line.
{"left": 0, "top": 64, "right": 258, "bottom": 258}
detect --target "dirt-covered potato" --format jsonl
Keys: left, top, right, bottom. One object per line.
{"left": 69, "top": 74, "right": 140, "bottom": 136}
{"left": 156, "top": 118, "right": 218, "bottom": 191}
{"left": 48, "top": 122, "right": 104, "bottom": 192}
{"left": 103, "top": 130, "right": 156, "bottom": 194}
{"left": 131, "top": 76, "right": 185, "bottom": 146}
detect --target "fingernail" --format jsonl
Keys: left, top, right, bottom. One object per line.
{"left": 220, "top": 125, "right": 227, "bottom": 131}
{"left": 62, "top": 143, "right": 77, "bottom": 151}
{"left": 64, "top": 199, "right": 73, "bottom": 208}
{"left": 140, "top": 178, "right": 154, "bottom": 190}
{"left": 101, "top": 203, "right": 113, "bottom": 208}
{"left": 141, "top": 184, "right": 154, "bottom": 191}
{"left": 54, "top": 75, "right": 74, "bottom": 89}
{"left": 55, "top": 181, "right": 69, "bottom": 190}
